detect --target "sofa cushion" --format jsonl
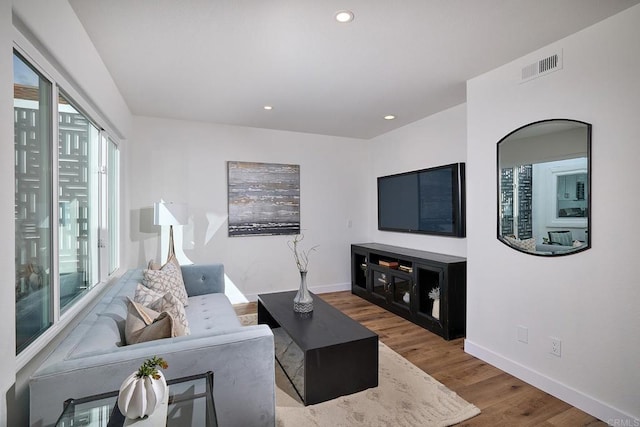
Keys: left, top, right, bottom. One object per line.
{"left": 142, "top": 256, "right": 189, "bottom": 306}
{"left": 186, "top": 293, "right": 241, "bottom": 335}
{"left": 124, "top": 299, "right": 173, "bottom": 345}
{"left": 62, "top": 273, "right": 139, "bottom": 360}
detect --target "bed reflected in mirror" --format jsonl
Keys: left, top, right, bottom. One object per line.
{"left": 497, "top": 119, "right": 591, "bottom": 256}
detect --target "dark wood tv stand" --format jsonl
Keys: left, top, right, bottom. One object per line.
{"left": 351, "top": 243, "right": 467, "bottom": 340}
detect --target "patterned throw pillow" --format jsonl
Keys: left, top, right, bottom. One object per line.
{"left": 147, "top": 292, "right": 191, "bottom": 336}
{"left": 134, "top": 283, "right": 190, "bottom": 336}
{"left": 504, "top": 236, "right": 536, "bottom": 252}
{"left": 142, "top": 256, "right": 189, "bottom": 306}
{"left": 519, "top": 237, "right": 536, "bottom": 252}
{"left": 124, "top": 298, "right": 173, "bottom": 345}
{"left": 147, "top": 259, "right": 162, "bottom": 271}
{"left": 134, "top": 283, "right": 164, "bottom": 306}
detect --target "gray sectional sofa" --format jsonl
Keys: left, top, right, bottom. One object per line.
{"left": 29, "top": 264, "right": 275, "bottom": 427}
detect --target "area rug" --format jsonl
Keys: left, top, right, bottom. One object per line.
{"left": 238, "top": 313, "right": 480, "bottom": 426}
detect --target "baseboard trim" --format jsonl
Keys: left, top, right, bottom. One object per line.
{"left": 244, "top": 282, "right": 351, "bottom": 302}
{"left": 464, "top": 339, "right": 638, "bottom": 425}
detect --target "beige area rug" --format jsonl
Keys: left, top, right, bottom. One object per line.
{"left": 238, "top": 313, "right": 480, "bottom": 427}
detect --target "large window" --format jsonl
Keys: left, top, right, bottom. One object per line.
{"left": 14, "top": 50, "right": 120, "bottom": 354}
{"left": 58, "top": 93, "right": 100, "bottom": 311}
{"left": 14, "top": 52, "right": 53, "bottom": 352}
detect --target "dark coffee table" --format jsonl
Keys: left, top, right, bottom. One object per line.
{"left": 258, "top": 291, "right": 378, "bottom": 405}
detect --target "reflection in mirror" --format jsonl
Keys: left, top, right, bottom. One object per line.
{"left": 497, "top": 119, "right": 591, "bottom": 256}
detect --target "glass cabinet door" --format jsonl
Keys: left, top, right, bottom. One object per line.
{"left": 372, "top": 270, "right": 388, "bottom": 298}
{"left": 391, "top": 275, "right": 412, "bottom": 311}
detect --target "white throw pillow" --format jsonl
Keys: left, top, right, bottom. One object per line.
{"left": 142, "top": 256, "right": 189, "bottom": 306}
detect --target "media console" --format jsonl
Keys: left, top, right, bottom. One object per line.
{"left": 351, "top": 243, "right": 467, "bottom": 340}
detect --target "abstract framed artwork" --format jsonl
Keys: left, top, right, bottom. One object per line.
{"left": 227, "top": 161, "right": 300, "bottom": 236}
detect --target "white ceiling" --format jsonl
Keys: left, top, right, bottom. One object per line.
{"left": 69, "top": 0, "right": 639, "bottom": 139}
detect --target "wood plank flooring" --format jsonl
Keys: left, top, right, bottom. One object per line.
{"left": 235, "top": 291, "right": 605, "bottom": 427}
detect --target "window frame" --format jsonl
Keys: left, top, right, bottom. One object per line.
{"left": 14, "top": 31, "right": 121, "bottom": 368}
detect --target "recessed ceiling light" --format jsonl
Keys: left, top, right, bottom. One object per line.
{"left": 384, "top": 115, "right": 396, "bottom": 120}
{"left": 335, "top": 10, "right": 354, "bottom": 23}
{"left": 263, "top": 105, "right": 273, "bottom": 110}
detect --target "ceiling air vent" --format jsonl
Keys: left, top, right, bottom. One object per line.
{"left": 520, "top": 50, "right": 563, "bottom": 83}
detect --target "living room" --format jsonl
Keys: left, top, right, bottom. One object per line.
{"left": 2, "top": 1, "right": 640, "bottom": 426}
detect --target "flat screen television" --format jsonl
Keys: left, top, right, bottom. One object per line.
{"left": 377, "top": 163, "right": 465, "bottom": 237}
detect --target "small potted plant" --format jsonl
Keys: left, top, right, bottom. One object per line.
{"left": 428, "top": 287, "right": 440, "bottom": 320}
{"left": 118, "top": 356, "right": 169, "bottom": 419}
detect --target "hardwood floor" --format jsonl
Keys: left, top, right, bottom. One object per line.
{"left": 235, "top": 291, "right": 605, "bottom": 427}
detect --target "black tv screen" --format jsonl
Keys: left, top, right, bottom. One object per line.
{"left": 377, "top": 163, "right": 465, "bottom": 237}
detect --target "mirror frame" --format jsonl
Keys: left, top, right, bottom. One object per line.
{"left": 496, "top": 119, "right": 592, "bottom": 257}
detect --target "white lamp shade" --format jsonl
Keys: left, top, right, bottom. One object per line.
{"left": 154, "top": 202, "right": 188, "bottom": 226}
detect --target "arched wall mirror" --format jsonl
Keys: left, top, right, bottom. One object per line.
{"left": 497, "top": 119, "right": 591, "bottom": 256}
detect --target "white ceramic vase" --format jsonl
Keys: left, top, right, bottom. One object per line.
{"left": 432, "top": 298, "right": 440, "bottom": 320}
{"left": 402, "top": 291, "right": 410, "bottom": 304}
{"left": 117, "top": 370, "right": 167, "bottom": 419}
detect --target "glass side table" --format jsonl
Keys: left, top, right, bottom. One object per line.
{"left": 55, "top": 372, "right": 217, "bottom": 427}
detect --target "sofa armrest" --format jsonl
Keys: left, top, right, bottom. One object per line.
{"left": 30, "top": 325, "right": 275, "bottom": 427}
{"left": 181, "top": 264, "right": 225, "bottom": 296}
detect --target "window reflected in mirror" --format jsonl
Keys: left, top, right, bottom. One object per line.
{"left": 497, "top": 119, "right": 591, "bottom": 256}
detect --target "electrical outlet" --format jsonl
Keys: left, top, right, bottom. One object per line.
{"left": 550, "top": 337, "right": 562, "bottom": 357}
{"left": 517, "top": 325, "right": 528, "bottom": 344}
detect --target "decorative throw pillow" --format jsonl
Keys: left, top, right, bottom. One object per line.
{"left": 504, "top": 236, "right": 536, "bottom": 252}
{"left": 134, "top": 284, "right": 190, "bottom": 336}
{"left": 124, "top": 298, "right": 173, "bottom": 345}
{"left": 134, "top": 282, "right": 164, "bottom": 306}
{"left": 147, "top": 259, "right": 162, "bottom": 271}
{"left": 519, "top": 237, "right": 536, "bottom": 252}
{"left": 147, "top": 292, "right": 191, "bottom": 336}
{"left": 142, "top": 255, "right": 189, "bottom": 306}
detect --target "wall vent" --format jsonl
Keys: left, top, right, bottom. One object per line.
{"left": 521, "top": 50, "right": 563, "bottom": 83}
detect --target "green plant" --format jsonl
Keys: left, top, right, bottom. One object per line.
{"left": 287, "top": 234, "right": 318, "bottom": 272}
{"left": 136, "top": 356, "right": 168, "bottom": 380}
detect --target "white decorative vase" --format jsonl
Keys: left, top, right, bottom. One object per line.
{"left": 402, "top": 291, "right": 410, "bottom": 304}
{"left": 293, "top": 270, "right": 313, "bottom": 313}
{"left": 117, "top": 370, "right": 167, "bottom": 419}
{"left": 432, "top": 298, "right": 440, "bottom": 320}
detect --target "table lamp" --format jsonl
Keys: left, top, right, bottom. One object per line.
{"left": 153, "top": 201, "right": 190, "bottom": 264}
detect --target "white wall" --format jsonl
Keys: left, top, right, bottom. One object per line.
{"left": 128, "top": 117, "right": 370, "bottom": 299}
{"left": 466, "top": 4, "right": 640, "bottom": 423}
{"left": 12, "top": 0, "right": 132, "bottom": 139}
{"left": 367, "top": 104, "right": 467, "bottom": 257}
{"left": 0, "top": 0, "right": 16, "bottom": 424}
